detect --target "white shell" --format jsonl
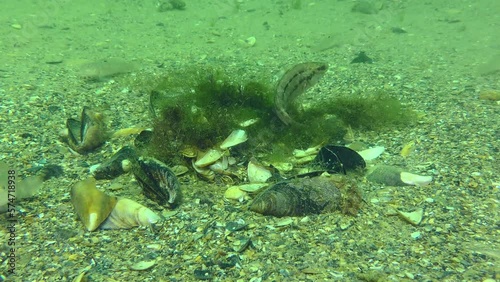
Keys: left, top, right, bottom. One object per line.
{"left": 195, "top": 149, "right": 224, "bottom": 167}
{"left": 220, "top": 129, "right": 248, "bottom": 149}
{"left": 400, "top": 172, "right": 433, "bottom": 186}
{"left": 357, "top": 146, "right": 385, "bottom": 161}
{"left": 99, "top": 198, "right": 161, "bottom": 230}
{"left": 247, "top": 158, "right": 272, "bottom": 183}
{"left": 236, "top": 183, "right": 268, "bottom": 193}
{"left": 292, "top": 144, "right": 322, "bottom": 158}
{"left": 209, "top": 156, "right": 229, "bottom": 173}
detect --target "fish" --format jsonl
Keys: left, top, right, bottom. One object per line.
{"left": 274, "top": 62, "right": 329, "bottom": 125}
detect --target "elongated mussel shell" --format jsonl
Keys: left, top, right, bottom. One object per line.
{"left": 133, "top": 157, "right": 180, "bottom": 207}
{"left": 92, "top": 146, "right": 137, "bottom": 180}
{"left": 250, "top": 177, "right": 342, "bottom": 217}
{"left": 100, "top": 198, "right": 162, "bottom": 230}
{"left": 66, "top": 107, "right": 108, "bottom": 154}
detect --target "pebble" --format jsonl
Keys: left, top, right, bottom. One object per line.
{"left": 11, "top": 23, "right": 22, "bottom": 29}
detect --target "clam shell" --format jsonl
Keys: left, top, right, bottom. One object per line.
{"left": 220, "top": 129, "right": 248, "bottom": 149}
{"left": 250, "top": 177, "right": 343, "bottom": 217}
{"left": 70, "top": 178, "right": 117, "bottom": 231}
{"left": 195, "top": 149, "right": 224, "bottom": 167}
{"left": 100, "top": 198, "right": 161, "bottom": 230}
{"left": 192, "top": 159, "right": 215, "bottom": 181}
{"left": 357, "top": 146, "right": 385, "bottom": 161}
{"left": 67, "top": 107, "right": 108, "bottom": 154}
{"left": 133, "top": 157, "right": 181, "bottom": 207}
{"left": 247, "top": 158, "right": 272, "bottom": 183}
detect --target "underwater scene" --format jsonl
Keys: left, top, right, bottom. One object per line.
{"left": 0, "top": 0, "right": 499, "bottom": 281}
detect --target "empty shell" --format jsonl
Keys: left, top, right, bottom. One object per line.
{"left": 66, "top": 107, "right": 108, "bottom": 154}
{"left": 100, "top": 198, "right": 162, "bottom": 230}
{"left": 220, "top": 129, "right": 248, "bottom": 149}
{"left": 133, "top": 157, "right": 181, "bottom": 207}
{"left": 70, "top": 177, "right": 117, "bottom": 231}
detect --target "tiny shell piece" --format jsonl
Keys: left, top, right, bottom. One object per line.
{"left": 129, "top": 260, "right": 156, "bottom": 271}
{"left": 220, "top": 129, "right": 248, "bottom": 149}
{"left": 397, "top": 208, "right": 423, "bottom": 226}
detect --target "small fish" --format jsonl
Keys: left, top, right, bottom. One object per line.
{"left": 275, "top": 62, "right": 328, "bottom": 125}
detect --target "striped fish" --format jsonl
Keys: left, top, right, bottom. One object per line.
{"left": 275, "top": 62, "right": 328, "bottom": 125}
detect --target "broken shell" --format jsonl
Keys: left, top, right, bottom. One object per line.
{"left": 71, "top": 177, "right": 117, "bottom": 231}
{"left": 129, "top": 260, "right": 156, "bottom": 271}
{"left": 66, "top": 107, "right": 108, "bottom": 154}
{"left": 100, "top": 198, "right": 161, "bottom": 230}
{"left": 250, "top": 177, "right": 356, "bottom": 217}
{"left": 367, "top": 165, "right": 432, "bottom": 186}
{"left": 397, "top": 208, "right": 424, "bottom": 226}
{"left": 194, "top": 149, "right": 224, "bottom": 167}
{"left": 400, "top": 172, "right": 432, "bottom": 186}
{"left": 313, "top": 145, "right": 366, "bottom": 174}
{"left": 220, "top": 129, "right": 248, "bottom": 149}
{"left": 133, "top": 157, "right": 181, "bottom": 207}
{"left": 357, "top": 146, "right": 385, "bottom": 161}
{"left": 293, "top": 144, "right": 322, "bottom": 158}
{"left": 247, "top": 158, "right": 272, "bottom": 183}
{"left": 91, "top": 146, "right": 137, "bottom": 180}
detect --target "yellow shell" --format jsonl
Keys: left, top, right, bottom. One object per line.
{"left": 71, "top": 178, "right": 117, "bottom": 231}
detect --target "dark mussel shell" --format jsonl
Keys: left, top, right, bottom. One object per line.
{"left": 92, "top": 146, "right": 137, "bottom": 180}
{"left": 66, "top": 107, "right": 108, "bottom": 154}
{"left": 132, "top": 157, "right": 181, "bottom": 208}
{"left": 249, "top": 177, "right": 342, "bottom": 217}
{"left": 312, "top": 145, "right": 366, "bottom": 174}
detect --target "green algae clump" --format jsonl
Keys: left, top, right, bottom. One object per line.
{"left": 325, "top": 92, "right": 416, "bottom": 130}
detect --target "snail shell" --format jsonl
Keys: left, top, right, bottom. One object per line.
{"left": 250, "top": 177, "right": 344, "bottom": 217}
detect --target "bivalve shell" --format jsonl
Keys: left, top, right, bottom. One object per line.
{"left": 66, "top": 107, "right": 108, "bottom": 154}
{"left": 220, "top": 129, "right": 248, "bottom": 149}
{"left": 133, "top": 157, "right": 181, "bottom": 207}
{"left": 250, "top": 177, "right": 342, "bottom": 217}
{"left": 247, "top": 158, "right": 272, "bottom": 183}
{"left": 195, "top": 149, "right": 224, "bottom": 167}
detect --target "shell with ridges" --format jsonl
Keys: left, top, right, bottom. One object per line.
{"left": 133, "top": 157, "right": 181, "bottom": 207}
{"left": 250, "top": 177, "right": 343, "bottom": 217}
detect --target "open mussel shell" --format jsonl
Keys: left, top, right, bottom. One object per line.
{"left": 249, "top": 177, "right": 343, "bottom": 217}
{"left": 312, "top": 145, "right": 366, "bottom": 174}
{"left": 66, "top": 107, "right": 108, "bottom": 154}
{"left": 132, "top": 157, "right": 181, "bottom": 208}
{"left": 92, "top": 146, "right": 137, "bottom": 180}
